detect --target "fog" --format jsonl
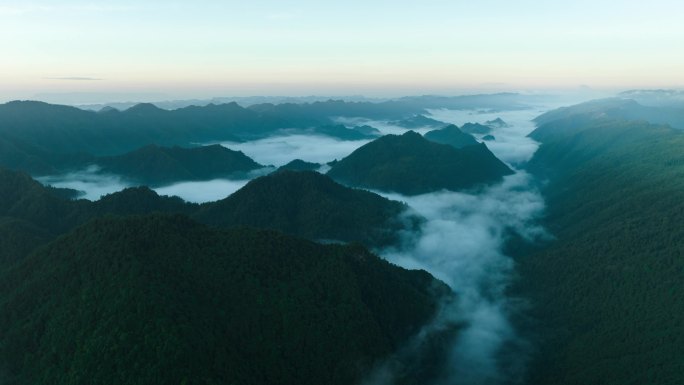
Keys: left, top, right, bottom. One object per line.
{"left": 219, "top": 134, "right": 371, "bottom": 166}
{"left": 426, "top": 108, "right": 545, "bottom": 165}
{"left": 37, "top": 165, "right": 261, "bottom": 204}
{"left": 34, "top": 102, "right": 551, "bottom": 383}
{"left": 154, "top": 179, "right": 251, "bottom": 203}
{"left": 362, "top": 107, "right": 549, "bottom": 384}
{"left": 37, "top": 166, "right": 131, "bottom": 201}
{"left": 370, "top": 172, "right": 547, "bottom": 384}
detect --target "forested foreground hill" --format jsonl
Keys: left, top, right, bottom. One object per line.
{"left": 0, "top": 168, "right": 414, "bottom": 255}
{"left": 0, "top": 214, "right": 450, "bottom": 385}
{"left": 195, "top": 170, "right": 418, "bottom": 246}
{"left": 515, "top": 113, "right": 684, "bottom": 385}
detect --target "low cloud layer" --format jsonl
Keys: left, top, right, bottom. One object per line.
{"left": 426, "top": 108, "right": 545, "bottom": 165}
{"left": 363, "top": 107, "right": 549, "bottom": 384}
{"left": 220, "top": 134, "right": 371, "bottom": 166}
{"left": 154, "top": 179, "right": 251, "bottom": 203}
{"left": 34, "top": 104, "right": 550, "bottom": 383}
{"left": 37, "top": 166, "right": 256, "bottom": 203}
{"left": 370, "top": 172, "right": 547, "bottom": 385}
{"left": 38, "top": 166, "right": 130, "bottom": 201}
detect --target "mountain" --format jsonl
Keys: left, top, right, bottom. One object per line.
{"left": 390, "top": 114, "right": 447, "bottom": 129}
{"left": 533, "top": 97, "right": 684, "bottom": 129}
{"left": 514, "top": 109, "right": 684, "bottom": 385}
{"left": 353, "top": 125, "right": 382, "bottom": 136}
{"left": 0, "top": 168, "right": 198, "bottom": 263}
{"left": 0, "top": 166, "right": 417, "bottom": 253}
{"left": 327, "top": 131, "right": 513, "bottom": 195}
{"left": 484, "top": 118, "right": 509, "bottom": 128}
{"left": 97, "top": 144, "right": 263, "bottom": 185}
{"left": 278, "top": 159, "right": 321, "bottom": 172}
{"left": 0, "top": 101, "right": 239, "bottom": 157}
{"left": 248, "top": 100, "right": 425, "bottom": 121}
{"left": 395, "top": 93, "right": 541, "bottom": 111}
{"left": 618, "top": 89, "right": 684, "bottom": 107}
{"left": 0, "top": 135, "right": 63, "bottom": 175}
{"left": 0, "top": 168, "right": 88, "bottom": 235}
{"left": 0, "top": 214, "right": 450, "bottom": 385}
{"left": 92, "top": 187, "right": 197, "bottom": 217}
{"left": 194, "top": 170, "right": 417, "bottom": 246}
{"left": 0, "top": 100, "right": 328, "bottom": 175}
{"left": 459, "top": 122, "right": 492, "bottom": 134}
{"left": 0, "top": 101, "right": 258, "bottom": 174}
{"left": 0, "top": 168, "right": 92, "bottom": 263}
{"left": 0, "top": 97, "right": 536, "bottom": 176}
{"left": 79, "top": 93, "right": 538, "bottom": 114}
{"left": 424, "top": 124, "right": 479, "bottom": 149}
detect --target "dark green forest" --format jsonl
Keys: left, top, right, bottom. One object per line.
{"left": 327, "top": 131, "right": 513, "bottom": 195}
{"left": 0, "top": 168, "right": 413, "bottom": 252}
{"left": 515, "top": 113, "right": 684, "bottom": 385}
{"left": 424, "top": 124, "right": 479, "bottom": 149}
{"left": 97, "top": 144, "right": 264, "bottom": 186}
{"left": 278, "top": 159, "right": 321, "bottom": 172}
{"left": 0, "top": 100, "right": 402, "bottom": 175}
{"left": 4, "top": 94, "right": 684, "bottom": 384}
{"left": 0, "top": 166, "right": 454, "bottom": 385}
{"left": 0, "top": 214, "right": 449, "bottom": 385}
{"left": 390, "top": 114, "right": 447, "bottom": 129}
{"left": 195, "top": 170, "right": 419, "bottom": 247}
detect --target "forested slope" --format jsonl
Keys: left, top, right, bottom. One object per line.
{"left": 194, "top": 170, "right": 417, "bottom": 247}
{"left": 517, "top": 114, "right": 684, "bottom": 385}
{"left": 0, "top": 214, "right": 449, "bottom": 385}
{"left": 327, "top": 131, "right": 513, "bottom": 195}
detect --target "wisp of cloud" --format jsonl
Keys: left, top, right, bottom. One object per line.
{"left": 37, "top": 166, "right": 131, "bottom": 201}
{"left": 364, "top": 108, "right": 548, "bottom": 385}
{"left": 153, "top": 179, "right": 251, "bottom": 203}
{"left": 220, "top": 134, "right": 371, "bottom": 166}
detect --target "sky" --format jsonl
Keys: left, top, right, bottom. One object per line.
{"left": 1, "top": 0, "right": 683, "bottom": 102}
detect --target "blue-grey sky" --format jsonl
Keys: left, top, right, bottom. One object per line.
{"left": 1, "top": 0, "right": 683, "bottom": 101}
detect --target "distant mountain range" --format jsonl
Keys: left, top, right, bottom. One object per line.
{"left": 534, "top": 97, "right": 684, "bottom": 130}
{"left": 278, "top": 159, "right": 322, "bottom": 172}
{"left": 390, "top": 114, "right": 447, "bottom": 129}
{"left": 72, "top": 92, "right": 539, "bottom": 113}
{"left": 0, "top": 100, "right": 394, "bottom": 175}
{"left": 459, "top": 122, "right": 492, "bottom": 134}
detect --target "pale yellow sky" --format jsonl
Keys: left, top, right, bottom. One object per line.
{"left": 1, "top": 0, "right": 683, "bottom": 101}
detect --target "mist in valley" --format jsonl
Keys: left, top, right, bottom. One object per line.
{"left": 37, "top": 166, "right": 131, "bottom": 201}
{"left": 358, "top": 107, "right": 549, "bottom": 384}
{"left": 218, "top": 134, "right": 372, "bottom": 167}
{"left": 31, "top": 100, "right": 553, "bottom": 384}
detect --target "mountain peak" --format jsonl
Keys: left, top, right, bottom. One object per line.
{"left": 327, "top": 132, "right": 512, "bottom": 195}
{"left": 424, "top": 124, "right": 479, "bottom": 149}
{"left": 125, "top": 103, "right": 163, "bottom": 113}
{"left": 195, "top": 170, "right": 416, "bottom": 246}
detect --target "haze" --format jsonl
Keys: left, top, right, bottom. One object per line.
{"left": 2, "top": 0, "right": 683, "bottom": 103}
